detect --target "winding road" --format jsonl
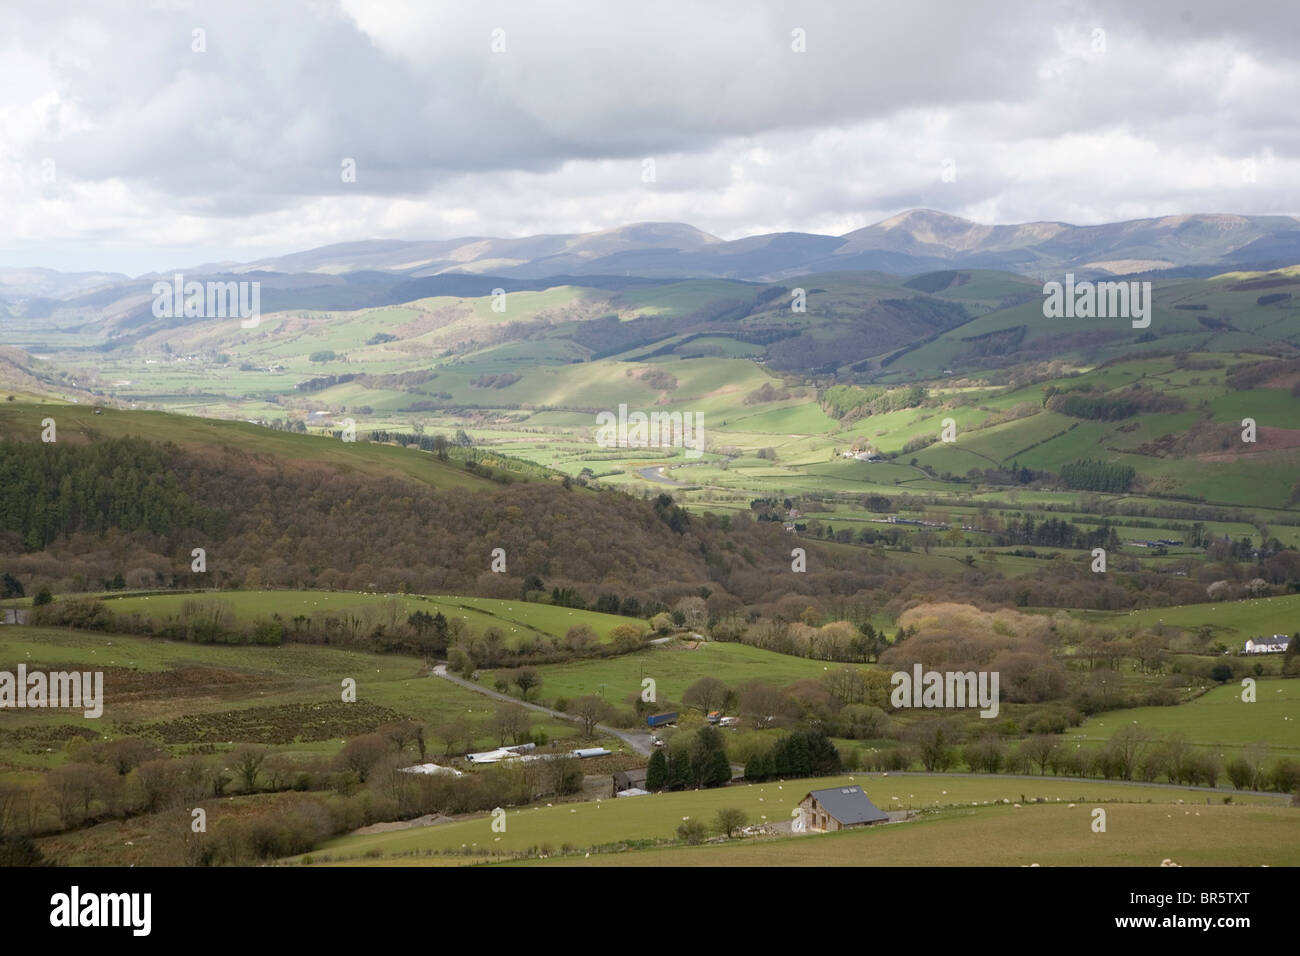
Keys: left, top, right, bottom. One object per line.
{"left": 636, "top": 465, "right": 692, "bottom": 487}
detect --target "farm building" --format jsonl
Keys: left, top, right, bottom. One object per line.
{"left": 466, "top": 743, "right": 536, "bottom": 764}
{"left": 799, "top": 786, "right": 889, "bottom": 832}
{"left": 612, "top": 768, "right": 648, "bottom": 796}
{"left": 398, "top": 763, "right": 462, "bottom": 777}
{"left": 1244, "top": 634, "right": 1290, "bottom": 654}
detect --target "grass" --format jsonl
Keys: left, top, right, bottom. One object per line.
{"left": 526, "top": 803, "right": 1300, "bottom": 867}
{"left": 99, "top": 589, "right": 645, "bottom": 644}
{"left": 1080, "top": 594, "right": 1300, "bottom": 645}
{"left": 484, "top": 640, "right": 837, "bottom": 709}
{"left": 294, "top": 771, "right": 1289, "bottom": 865}
{"left": 0, "top": 624, "right": 587, "bottom": 769}
{"left": 1073, "top": 679, "right": 1299, "bottom": 754}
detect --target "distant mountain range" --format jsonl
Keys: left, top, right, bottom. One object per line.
{"left": 3, "top": 210, "right": 1300, "bottom": 329}
{"left": 178, "top": 209, "right": 1300, "bottom": 282}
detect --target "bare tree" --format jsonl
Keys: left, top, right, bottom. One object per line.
{"left": 176, "top": 755, "right": 220, "bottom": 802}
{"left": 262, "top": 753, "right": 298, "bottom": 791}
{"left": 674, "top": 596, "right": 708, "bottom": 631}
{"left": 739, "top": 681, "right": 795, "bottom": 729}
{"left": 569, "top": 695, "right": 613, "bottom": 738}
{"left": 489, "top": 703, "right": 531, "bottom": 746}
{"left": 231, "top": 746, "right": 268, "bottom": 793}
{"left": 823, "top": 667, "right": 871, "bottom": 705}
{"left": 564, "top": 625, "right": 597, "bottom": 654}
{"left": 46, "top": 763, "right": 115, "bottom": 827}
{"left": 683, "top": 676, "right": 729, "bottom": 715}
{"left": 905, "top": 718, "right": 962, "bottom": 772}
{"left": 339, "top": 734, "right": 388, "bottom": 782}
{"left": 1020, "top": 735, "right": 1061, "bottom": 775}
{"left": 1105, "top": 725, "right": 1154, "bottom": 781}
{"left": 436, "top": 718, "right": 476, "bottom": 756}
{"left": 100, "top": 737, "right": 164, "bottom": 776}
{"left": 378, "top": 719, "right": 424, "bottom": 760}
{"left": 0, "top": 780, "right": 35, "bottom": 836}
{"left": 136, "top": 759, "right": 182, "bottom": 813}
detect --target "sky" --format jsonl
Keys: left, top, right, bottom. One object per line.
{"left": 1, "top": 0, "right": 1297, "bottom": 275}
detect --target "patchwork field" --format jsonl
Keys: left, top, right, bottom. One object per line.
{"left": 0, "top": 624, "right": 591, "bottom": 770}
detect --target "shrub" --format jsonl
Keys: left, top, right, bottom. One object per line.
{"left": 1272, "top": 759, "right": 1300, "bottom": 794}
{"left": 714, "top": 807, "right": 748, "bottom": 838}
{"left": 676, "top": 819, "right": 708, "bottom": 844}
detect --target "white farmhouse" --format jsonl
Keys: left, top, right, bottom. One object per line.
{"left": 1243, "top": 634, "right": 1290, "bottom": 654}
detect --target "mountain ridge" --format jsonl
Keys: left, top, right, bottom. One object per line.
{"left": 8, "top": 211, "right": 1299, "bottom": 295}
{"left": 168, "top": 211, "right": 1300, "bottom": 283}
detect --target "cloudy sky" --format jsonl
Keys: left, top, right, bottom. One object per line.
{"left": 2, "top": 0, "right": 1297, "bottom": 274}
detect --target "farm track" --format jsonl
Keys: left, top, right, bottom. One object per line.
{"left": 432, "top": 665, "right": 654, "bottom": 756}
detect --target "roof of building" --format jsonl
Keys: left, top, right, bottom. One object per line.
{"left": 398, "top": 762, "right": 463, "bottom": 777}
{"left": 806, "top": 786, "right": 890, "bottom": 825}
{"left": 1250, "top": 634, "right": 1289, "bottom": 645}
{"left": 466, "top": 747, "right": 521, "bottom": 764}
{"left": 615, "top": 768, "right": 648, "bottom": 785}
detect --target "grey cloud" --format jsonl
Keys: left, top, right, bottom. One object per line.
{"left": 0, "top": 0, "right": 1296, "bottom": 272}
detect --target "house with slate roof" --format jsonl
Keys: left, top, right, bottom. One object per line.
{"left": 1243, "top": 634, "right": 1290, "bottom": 654}
{"left": 799, "top": 785, "right": 890, "bottom": 832}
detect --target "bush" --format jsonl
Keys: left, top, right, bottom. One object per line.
{"left": 840, "top": 746, "right": 862, "bottom": 772}
{"left": 1025, "top": 711, "right": 1068, "bottom": 735}
{"left": 881, "top": 746, "right": 914, "bottom": 772}
{"left": 676, "top": 819, "right": 708, "bottom": 845}
{"left": 0, "top": 835, "right": 44, "bottom": 867}
{"left": 714, "top": 807, "right": 749, "bottom": 838}
{"left": 1272, "top": 759, "right": 1300, "bottom": 794}
{"left": 33, "top": 597, "right": 113, "bottom": 631}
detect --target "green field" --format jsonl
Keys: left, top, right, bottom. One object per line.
{"left": 1074, "top": 679, "right": 1299, "bottom": 754}
{"left": 100, "top": 590, "right": 646, "bottom": 645}
{"left": 1081, "top": 594, "right": 1300, "bottom": 645}
{"left": 484, "top": 640, "right": 837, "bottom": 710}
{"left": 527, "top": 803, "right": 1299, "bottom": 867}
{"left": 296, "top": 771, "right": 1290, "bottom": 865}
{"left": 0, "top": 624, "right": 590, "bottom": 769}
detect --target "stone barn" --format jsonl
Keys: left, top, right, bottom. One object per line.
{"left": 799, "top": 785, "right": 889, "bottom": 832}
{"left": 613, "top": 768, "right": 648, "bottom": 796}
